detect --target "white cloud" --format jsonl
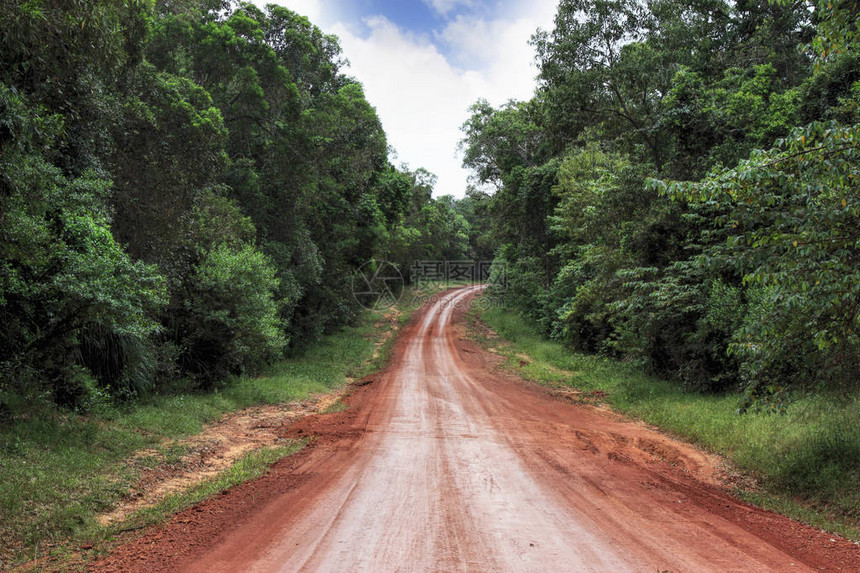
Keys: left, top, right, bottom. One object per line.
{"left": 253, "top": 0, "right": 333, "bottom": 26}
{"left": 439, "top": 0, "right": 558, "bottom": 72}
{"left": 332, "top": 2, "right": 557, "bottom": 197}
{"left": 329, "top": 17, "right": 473, "bottom": 197}
{"left": 422, "top": 0, "right": 478, "bottom": 17}
{"left": 246, "top": 0, "right": 558, "bottom": 197}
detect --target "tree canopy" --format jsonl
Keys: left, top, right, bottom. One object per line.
{"left": 0, "top": 0, "right": 474, "bottom": 408}
{"left": 461, "top": 0, "right": 858, "bottom": 408}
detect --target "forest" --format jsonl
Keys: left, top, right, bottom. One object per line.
{"left": 0, "top": 0, "right": 859, "bottom": 565}
{"left": 461, "top": 0, "right": 858, "bottom": 411}
{"left": 0, "top": 0, "right": 856, "bottom": 424}
{"left": 0, "top": 0, "right": 477, "bottom": 412}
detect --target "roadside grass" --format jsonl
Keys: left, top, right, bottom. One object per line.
{"left": 0, "top": 286, "right": 436, "bottom": 569}
{"left": 118, "top": 439, "right": 307, "bottom": 535}
{"left": 321, "top": 400, "right": 348, "bottom": 414}
{"left": 475, "top": 305, "right": 860, "bottom": 541}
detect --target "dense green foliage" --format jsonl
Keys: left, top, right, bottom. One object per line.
{"left": 0, "top": 1, "right": 472, "bottom": 409}
{"left": 462, "top": 0, "right": 859, "bottom": 406}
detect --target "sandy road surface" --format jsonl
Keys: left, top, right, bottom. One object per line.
{"left": 93, "top": 286, "right": 859, "bottom": 572}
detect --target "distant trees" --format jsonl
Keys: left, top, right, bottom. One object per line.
{"left": 1, "top": 1, "right": 471, "bottom": 409}
{"left": 462, "top": 0, "right": 858, "bottom": 406}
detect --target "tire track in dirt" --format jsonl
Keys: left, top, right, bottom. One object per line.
{"left": 91, "top": 286, "right": 860, "bottom": 572}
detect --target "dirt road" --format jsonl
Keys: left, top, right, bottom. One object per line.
{"left": 93, "top": 286, "right": 859, "bottom": 572}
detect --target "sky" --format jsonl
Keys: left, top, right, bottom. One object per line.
{"left": 250, "top": 0, "right": 559, "bottom": 197}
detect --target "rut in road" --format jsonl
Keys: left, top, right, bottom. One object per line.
{"left": 93, "top": 286, "right": 859, "bottom": 572}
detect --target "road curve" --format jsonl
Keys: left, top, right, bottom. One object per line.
{"left": 93, "top": 286, "right": 859, "bottom": 572}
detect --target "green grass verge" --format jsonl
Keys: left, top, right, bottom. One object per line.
{"left": 0, "top": 287, "right": 435, "bottom": 568}
{"left": 119, "top": 439, "right": 307, "bottom": 534}
{"left": 476, "top": 305, "right": 860, "bottom": 541}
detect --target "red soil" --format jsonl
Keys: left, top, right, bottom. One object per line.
{"left": 91, "top": 286, "right": 860, "bottom": 572}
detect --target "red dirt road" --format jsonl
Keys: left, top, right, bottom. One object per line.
{"left": 93, "top": 287, "right": 859, "bottom": 572}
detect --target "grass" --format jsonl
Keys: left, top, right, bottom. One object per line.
{"left": 321, "top": 400, "right": 348, "bottom": 414}
{"left": 0, "top": 286, "right": 436, "bottom": 569}
{"left": 475, "top": 305, "right": 860, "bottom": 541}
{"left": 120, "top": 439, "right": 307, "bottom": 534}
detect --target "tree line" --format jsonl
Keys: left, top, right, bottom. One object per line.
{"left": 0, "top": 0, "right": 475, "bottom": 410}
{"left": 461, "top": 0, "right": 858, "bottom": 409}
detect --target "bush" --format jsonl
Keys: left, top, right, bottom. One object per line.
{"left": 178, "top": 244, "right": 286, "bottom": 386}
